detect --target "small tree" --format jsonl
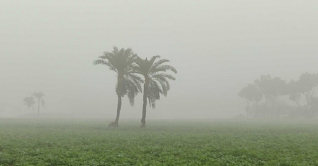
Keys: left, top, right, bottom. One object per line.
{"left": 23, "top": 97, "right": 35, "bottom": 110}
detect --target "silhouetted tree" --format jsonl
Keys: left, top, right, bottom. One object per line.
{"left": 94, "top": 47, "right": 143, "bottom": 127}
{"left": 255, "top": 75, "right": 287, "bottom": 100}
{"left": 33, "top": 92, "right": 45, "bottom": 117}
{"left": 294, "top": 73, "right": 318, "bottom": 117}
{"left": 239, "top": 75, "right": 289, "bottom": 118}
{"left": 297, "top": 72, "right": 318, "bottom": 105}
{"left": 238, "top": 84, "right": 262, "bottom": 117}
{"left": 240, "top": 73, "right": 318, "bottom": 118}
{"left": 287, "top": 80, "right": 301, "bottom": 106}
{"left": 133, "top": 56, "right": 177, "bottom": 127}
{"left": 254, "top": 75, "right": 287, "bottom": 109}
{"left": 23, "top": 97, "right": 35, "bottom": 110}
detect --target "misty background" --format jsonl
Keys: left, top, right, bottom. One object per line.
{"left": 1, "top": 0, "right": 318, "bottom": 119}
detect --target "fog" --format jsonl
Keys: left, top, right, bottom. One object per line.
{"left": 1, "top": 0, "right": 318, "bottom": 119}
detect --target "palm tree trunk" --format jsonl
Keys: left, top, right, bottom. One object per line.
{"left": 115, "top": 95, "right": 122, "bottom": 123}
{"left": 109, "top": 95, "right": 121, "bottom": 127}
{"left": 141, "top": 83, "right": 148, "bottom": 128}
{"left": 37, "top": 98, "right": 40, "bottom": 117}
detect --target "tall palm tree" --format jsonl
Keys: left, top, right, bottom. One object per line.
{"left": 94, "top": 47, "right": 143, "bottom": 127}
{"left": 23, "top": 96, "right": 35, "bottom": 110}
{"left": 133, "top": 56, "right": 177, "bottom": 127}
{"left": 33, "top": 92, "right": 45, "bottom": 117}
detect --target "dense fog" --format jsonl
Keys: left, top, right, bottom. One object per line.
{"left": 1, "top": 0, "right": 318, "bottom": 119}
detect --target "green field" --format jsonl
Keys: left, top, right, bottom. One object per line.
{"left": 1, "top": 119, "right": 318, "bottom": 166}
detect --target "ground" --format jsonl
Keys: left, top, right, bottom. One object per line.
{"left": 0, "top": 119, "right": 318, "bottom": 165}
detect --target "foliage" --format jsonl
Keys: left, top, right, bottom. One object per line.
{"left": 33, "top": 92, "right": 45, "bottom": 107}
{"left": 297, "top": 72, "right": 318, "bottom": 104}
{"left": 254, "top": 75, "right": 287, "bottom": 100}
{"left": 93, "top": 47, "right": 144, "bottom": 127}
{"left": 239, "top": 73, "right": 318, "bottom": 118}
{"left": 133, "top": 55, "right": 177, "bottom": 127}
{"left": 93, "top": 47, "right": 143, "bottom": 105}
{"left": 33, "top": 92, "right": 45, "bottom": 100}
{"left": 23, "top": 97, "right": 35, "bottom": 109}
{"left": 134, "top": 56, "right": 177, "bottom": 108}
{"left": 238, "top": 84, "right": 262, "bottom": 104}
{"left": 1, "top": 119, "right": 318, "bottom": 165}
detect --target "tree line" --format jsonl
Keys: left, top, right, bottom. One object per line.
{"left": 94, "top": 47, "right": 177, "bottom": 127}
{"left": 239, "top": 73, "right": 318, "bottom": 118}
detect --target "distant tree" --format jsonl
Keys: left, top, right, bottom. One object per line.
{"left": 287, "top": 80, "right": 301, "bottom": 106}
{"left": 23, "top": 97, "right": 35, "bottom": 110}
{"left": 239, "top": 75, "right": 288, "bottom": 118}
{"left": 293, "top": 73, "right": 318, "bottom": 118}
{"left": 238, "top": 83, "right": 262, "bottom": 117}
{"left": 238, "top": 84, "right": 262, "bottom": 104}
{"left": 297, "top": 72, "right": 318, "bottom": 105}
{"left": 308, "top": 97, "right": 318, "bottom": 117}
{"left": 133, "top": 56, "right": 177, "bottom": 127}
{"left": 240, "top": 73, "right": 318, "bottom": 118}
{"left": 33, "top": 92, "right": 45, "bottom": 117}
{"left": 254, "top": 75, "right": 287, "bottom": 107}
{"left": 94, "top": 47, "right": 143, "bottom": 127}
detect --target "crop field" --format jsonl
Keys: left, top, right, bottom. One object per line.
{"left": 1, "top": 119, "right": 318, "bottom": 166}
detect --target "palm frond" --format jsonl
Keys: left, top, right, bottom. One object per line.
{"left": 123, "top": 77, "right": 141, "bottom": 106}
{"left": 132, "top": 55, "right": 177, "bottom": 109}
{"left": 99, "top": 52, "right": 117, "bottom": 66}
{"left": 127, "top": 74, "right": 144, "bottom": 92}
{"left": 149, "top": 80, "right": 163, "bottom": 94}
{"left": 152, "top": 73, "right": 176, "bottom": 80}
{"left": 149, "top": 59, "right": 170, "bottom": 73}
{"left": 151, "top": 65, "right": 177, "bottom": 75}
{"left": 156, "top": 79, "right": 168, "bottom": 96}
{"left": 149, "top": 55, "right": 161, "bottom": 65}
{"left": 112, "top": 46, "right": 119, "bottom": 53}
{"left": 34, "top": 92, "right": 45, "bottom": 99}
{"left": 93, "top": 59, "right": 117, "bottom": 72}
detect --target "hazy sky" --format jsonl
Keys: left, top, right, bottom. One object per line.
{"left": 1, "top": 0, "right": 318, "bottom": 119}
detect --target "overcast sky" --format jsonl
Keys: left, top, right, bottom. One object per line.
{"left": 1, "top": 0, "right": 318, "bottom": 119}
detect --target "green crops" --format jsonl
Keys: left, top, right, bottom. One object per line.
{"left": 1, "top": 119, "right": 318, "bottom": 166}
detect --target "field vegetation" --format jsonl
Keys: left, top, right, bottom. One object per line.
{"left": 1, "top": 119, "right": 318, "bottom": 165}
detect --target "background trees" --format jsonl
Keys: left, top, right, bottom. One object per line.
{"left": 239, "top": 73, "right": 318, "bottom": 118}
{"left": 94, "top": 47, "right": 143, "bottom": 127}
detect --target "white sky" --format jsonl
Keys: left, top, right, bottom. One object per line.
{"left": 1, "top": 0, "right": 318, "bottom": 119}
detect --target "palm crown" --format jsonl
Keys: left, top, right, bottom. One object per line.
{"left": 94, "top": 47, "right": 143, "bottom": 105}
{"left": 134, "top": 55, "right": 177, "bottom": 108}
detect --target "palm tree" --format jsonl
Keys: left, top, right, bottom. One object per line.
{"left": 33, "top": 92, "right": 45, "bottom": 117}
{"left": 23, "top": 97, "right": 35, "bottom": 110}
{"left": 94, "top": 47, "right": 143, "bottom": 127}
{"left": 133, "top": 56, "right": 177, "bottom": 127}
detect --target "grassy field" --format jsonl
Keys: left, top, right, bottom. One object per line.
{"left": 1, "top": 119, "right": 318, "bottom": 166}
